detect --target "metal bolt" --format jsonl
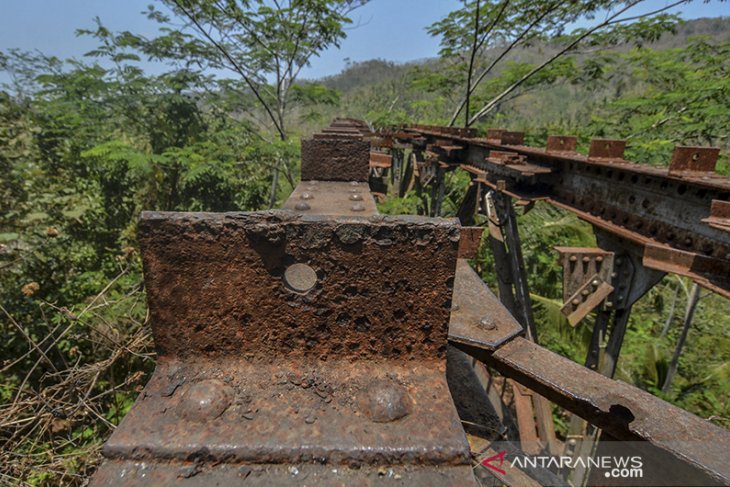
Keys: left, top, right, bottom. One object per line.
{"left": 300, "top": 192, "right": 314, "bottom": 200}
{"left": 572, "top": 298, "right": 581, "bottom": 306}
{"left": 591, "top": 279, "right": 600, "bottom": 287}
{"left": 350, "top": 194, "right": 363, "bottom": 201}
{"left": 284, "top": 263, "right": 318, "bottom": 293}
{"left": 361, "top": 380, "right": 411, "bottom": 423}
{"left": 581, "top": 289, "right": 590, "bottom": 296}
{"left": 569, "top": 255, "right": 577, "bottom": 262}
{"left": 479, "top": 315, "right": 497, "bottom": 330}
{"left": 294, "top": 202, "right": 310, "bottom": 211}
{"left": 582, "top": 256, "right": 590, "bottom": 263}
{"left": 351, "top": 203, "right": 365, "bottom": 212}
{"left": 177, "top": 380, "right": 233, "bottom": 421}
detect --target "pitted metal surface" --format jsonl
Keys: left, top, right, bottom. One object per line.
{"left": 137, "top": 211, "right": 460, "bottom": 361}
{"left": 93, "top": 119, "right": 730, "bottom": 486}
{"left": 101, "top": 359, "right": 469, "bottom": 466}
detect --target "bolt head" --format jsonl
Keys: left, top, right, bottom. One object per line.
{"left": 479, "top": 315, "right": 497, "bottom": 330}
{"left": 360, "top": 380, "right": 411, "bottom": 423}
{"left": 284, "top": 263, "right": 318, "bottom": 293}
{"left": 177, "top": 380, "right": 233, "bottom": 421}
{"left": 294, "top": 202, "right": 311, "bottom": 211}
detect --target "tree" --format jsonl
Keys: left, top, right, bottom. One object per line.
{"left": 589, "top": 38, "right": 730, "bottom": 167}
{"left": 426, "top": 0, "right": 691, "bottom": 127}
{"left": 86, "top": 0, "right": 367, "bottom": 206}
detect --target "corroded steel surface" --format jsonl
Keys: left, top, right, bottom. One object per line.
{"left": 448, "top": 259, "right": 523, "bottom": 351}
{"left": 138, "top": 211, "right": 460, "bottom": 360}
{"left": 93, "top": 119, "right": 730, "bottom": 486}
{"left": 468, "top": 337, "right": 730, "bottom": 485}
{"left": 668, "top": 146, "right": 720, "bottom": 175}
{"left": 282, "top": 181, "right": 378, "bottom": 216}
{"left": 393, "top": 125, "right": 730, "bottom": 296}
{"left": 704, "top": 199, "right": 730, "bottom": 233}
{"left": 101, "top": 359, "right": 469, "bottom": 465}
{"left": 91, "top": 462, "right": 475, "bottom": 486}
{"left": 95, "top": 205, "right": 476, "bottom": 485}
{"left": 301, "top": 138, "right": 371, "bottom": 182}
{"left": 456, "top": 226, "right": 484, "bottom": 258}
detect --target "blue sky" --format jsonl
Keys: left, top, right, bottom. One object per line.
{"left": 0, "top": 0, "right": 728, "bottom": 80}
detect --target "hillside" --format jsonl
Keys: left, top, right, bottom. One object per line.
{"left": 303, "top": 17, "right": 730, "bottom": 138}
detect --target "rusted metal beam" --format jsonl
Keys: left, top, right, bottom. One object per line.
{"left": 301, "top": 138, "right": 371, "bottom": 182}
{"left": 394, "top": 126, "right": 730, "bottom": 297}
{"left": 92, "top": 119, "right": 478, "bottom": 486}
{"left": 453, "top": 336, "right": 730, "bottom": 486}
{"left": 449, "top": 259, "right": 523, "bottom": 351}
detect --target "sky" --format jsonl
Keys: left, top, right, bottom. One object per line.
{"left": 0, "top": 0, "right": 729, "bottom": 81}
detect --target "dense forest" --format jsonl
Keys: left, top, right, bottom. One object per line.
{"left": 1, "top": 1, "right": 728, "bottom": 484}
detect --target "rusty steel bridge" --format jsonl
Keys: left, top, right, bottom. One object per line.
{"left": 91, "top": 119, "right": 730, "bottom": 486}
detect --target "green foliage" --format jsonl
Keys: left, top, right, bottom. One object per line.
{"left": 589, "top": 38, "right": 730, "bottom": 170}
{"left": 0, "top": 47, "right": 273, "bottom": 485}
{"left": 424, "top": 0, "right": 681, "bottom": 125}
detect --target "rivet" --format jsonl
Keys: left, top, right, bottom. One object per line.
{"left": 177, "top": 380, "right": 233, "bottom": 421}
{"left": 284, "top": 263, "right": 318, "bottom": 293}
{"left": 300, "top": 192, "right": 314, "bottom": 200}
{"left": 294, "top": 202, "right": 311, "bottom": 211}
{"left": 350, "top": 194, "right": 363, "bottom": 201}
{"left": 361, "top": 380, "right": 411, "bottom": 423}
{"left": 479, "top": 315, "right": 496, "bottom": 330}
{"left": 351, "top": 203, "right": 365, "bottom": 212}
{"left": 592, "top": 279, "right": 600, "bottom": 287}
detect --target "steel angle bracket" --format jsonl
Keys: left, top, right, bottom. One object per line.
{"left": 448, "top": 259, "right": 524, "bottom": 352}
{"left": 560, "top": 274, "right": 614, "bottom": 326}
{"left": 91, "top": 211, "right": 475, "bottom": 486}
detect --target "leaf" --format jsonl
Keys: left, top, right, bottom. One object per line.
{"left": 23, "top": 212, "right": 49, "bottom": 223}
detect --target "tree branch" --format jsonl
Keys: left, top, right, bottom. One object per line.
{"left": 171, "top": 0, "right": 285, "bottom": 138}
{"left": 469, "top": 0, "right": 689, "bottom": 124}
